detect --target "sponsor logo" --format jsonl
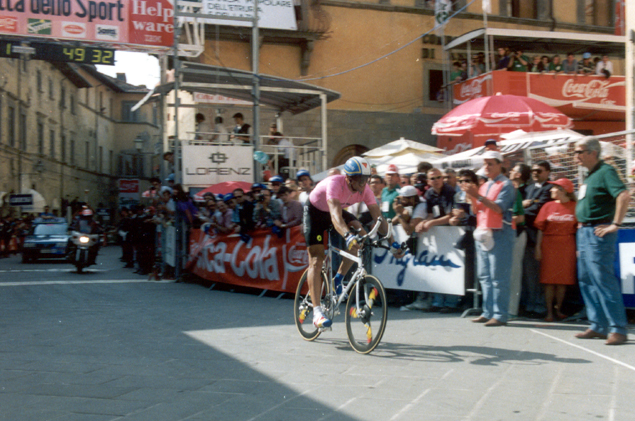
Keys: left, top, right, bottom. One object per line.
{"left": 0, "top": 16, "right": 18, "bottom": 33}
{"left": 95, "top": 25, "right": 119, "bottom": 41}
{"left": 27, "top": 19, "right": 52, "bottom": 35}
{"left": 459, "top": 76, "right": 488, "bottom": 99}
{"left": 119, "top": 180, "right": 139, "bottom": 192}
{"left": 62, "top": 22, "right": 86, "bottom": 37}
{"left": 144, "top": 34, "right": 162, "bottom": 43}
{"left": 562, "top": 79, "right": 610, "bottom": 101}
{"left": 209, "top": 152, "right": 228, "bottom": 164}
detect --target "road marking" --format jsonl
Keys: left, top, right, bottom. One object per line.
{"left": 390, "top": 388, "right": 431, "bottom": 421}
{"left": 531, "top": 329, "right": 635, "bottom": 372}
{"left": 0, "top": 279, "right": 172, "bottom": 286}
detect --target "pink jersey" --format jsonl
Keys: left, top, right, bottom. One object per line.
{"left": 309, "top": 175, "right": 376, "bottom": 212}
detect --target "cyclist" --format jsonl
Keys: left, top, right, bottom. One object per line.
{"left": 303, "top": 156, "right": 404, "bottom": 328}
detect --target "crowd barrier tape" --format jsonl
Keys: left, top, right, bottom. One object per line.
{"left": 187, "top": 226, "right": 308, "bottom": 293}
{"left": 372, "top": 225, "right": 466, "bottom": 295}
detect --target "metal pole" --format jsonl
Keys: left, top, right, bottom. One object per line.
{"left": 173, "top": 4, "right": 183, "bottom": 281}
{"left": 626, "top": 1, "right": 634, "bottom": 180}
{"left": 252, "top": 0, "right": 261, "bottom": 182}
{"left": 320, "top": 93, "right": 327, "bottom": 171}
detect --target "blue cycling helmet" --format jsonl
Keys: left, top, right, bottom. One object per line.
{"left": 343, "top": 157, "right": 371, "bottom": 177}
{"left": 296, "top": 169, "right": 311, "bottom": 180}
{"left": 269, "top": 175, "right": 284, "bottom": 183}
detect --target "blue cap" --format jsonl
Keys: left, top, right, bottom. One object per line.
{"left": 296, "top": 169, "right": 311, "bottom": 179}
{"left": 222, "top": 193, "right": 234, "bottom": 203}
{"left": 583, "top": 52, "right": 591, "bottom": 59}
{"left": 251, "top": 183, "right": 266, "bottom": 190}
{"left": 270, "top": 175, "right": 284, "bottom": 183}
{"left": 165, "top": 173, "right": 175, "bottom": 182}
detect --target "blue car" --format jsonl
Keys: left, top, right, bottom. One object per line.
{"left": 22, "top": 218, "right": 70, "bottom": 263}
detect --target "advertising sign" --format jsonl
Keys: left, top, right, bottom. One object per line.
{"left": 527, "top": 74, "right": 625, "bottom": 120}
{"left": 182, "top": 144, "right": 254, "bottom": 186}
{"left": 118, "top": 178, "right": 140, "bottom": 208}
{"left": 194, "top": 92, "right": 251, "bottom": 106}
{"left": 187, "top": 226, "right": 308, "bottom": 293}
{"left": 372, "top": 225, "right": 465, "bottom": 295}
{"left": 9, "top": 194, "right": 33, "bottom": 207}
{"left": 452, "top": 73, "right": 492, "bottom": 105}
{"left": 616, "top": 229, "right": 635, "bottom": 308}
{"left": 0, "top": 0, "right": 174, "bottom": 48}
{"left": 199, "top": 0, "right": 297, "bottom": 30}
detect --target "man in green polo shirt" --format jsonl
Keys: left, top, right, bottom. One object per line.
{"left": 381, "top": 164, "right": 401, "bottom": 220}
{"left": 574, "top": 137, "right": 629, "bottom": 345}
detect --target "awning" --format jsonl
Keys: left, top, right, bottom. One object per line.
{"left": 152, "top": 62, "right": 341, "bottom": 115}
{"left": 445, "top": 28, "right": 625, "bottom": 56}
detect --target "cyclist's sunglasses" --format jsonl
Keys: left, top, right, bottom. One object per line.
{"left": 349, "top": 174, "right": 370, "bottom": 186}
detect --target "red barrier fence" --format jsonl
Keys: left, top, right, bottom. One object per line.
{"left": 187, "top": 226, "right": 308, "bottom": 293}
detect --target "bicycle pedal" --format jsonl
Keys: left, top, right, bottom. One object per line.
{"left": 318, "top": 326, "right": 332, "bottom": 333}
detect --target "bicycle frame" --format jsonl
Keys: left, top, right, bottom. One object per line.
{"left": 322, "top": 217, "right": 391, "bottom": 318}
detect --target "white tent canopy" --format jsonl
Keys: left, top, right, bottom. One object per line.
{"left": 432, "top": 129, "right": 584, "bottom": 170}
{"left": 363, "top": 138, "right": 443, "bottom": 158}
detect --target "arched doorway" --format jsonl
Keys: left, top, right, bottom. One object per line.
{"left": 332, "top": 144, "right": 369, "bottom": 167}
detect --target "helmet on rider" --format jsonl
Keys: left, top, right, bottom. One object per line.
{"left": 343, "top": 156, "right": 371, "bottom": 192}
{"left": 81, "top": 208, "right": 93, "bottom": 217}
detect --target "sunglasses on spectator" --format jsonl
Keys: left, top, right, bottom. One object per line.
{"left": 234, "top": 195, "right": 244, "bottom": 199}
{"left": 531, "top": 169, "right": 543, "bottom": 173}
{"left": 429, "top": 176, "right": 442, "bottom": 180}
{"left": 458, "top": 179, "right": 472, "bottom": 183}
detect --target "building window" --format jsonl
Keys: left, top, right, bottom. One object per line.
{"left": 49, "top": 78, "right": 54, "bottom": 100}
{"left": 19, "top": 112, "right": 26, "bottom": 150}
{"left": 99, "top": 146, "right": 103, "bottom": 173}
{"left": 70, "top": 138, "right": 75, "bottom": 165}
{"left": 500, "top": 0, "right": 537, "bottom": 18}
{"left": 582, "top": 0, "right": 613, "bottom": 26}
{"left": 109, "top": 150, "right": 114, "bottom": 174}
{"left": 122, "top": 101, "right": 140, "bottom": 122}
{"left": 61, "top": 134, "right": 66, "bottom": 162}
{"left": 85, "top": 141, "right": 90, "bottom": 168}
{"left": 38, "top": 121, "right": 44, "bottom": 154}
{"left": 61, "top": 84, "right": 66, "bottom": 109}
{"left": 50, "top": 129, "right": 55, "bottom": 159}
{"left": 37, "top": 70, "right": 43, "bottom": 93}
{"left": 8, "top": 106, "right": 15, "bottom": 147}
{"left": 70, "top": 95, "right": 76, "bottom": 114}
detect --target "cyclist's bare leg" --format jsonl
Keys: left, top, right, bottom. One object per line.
{"left": 307, "top": 244, "right": 325, "bottom": 308}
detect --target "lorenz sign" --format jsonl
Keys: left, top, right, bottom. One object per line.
{"left": 182, "top": 144, "right": 254, "bottom": 186}
{"left": 0, "top": 0, "right": 174, "bottom": 48}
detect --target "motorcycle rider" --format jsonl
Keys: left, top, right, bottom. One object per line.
{"left": 70, "top": 207, "right": 102, "bottom": 266}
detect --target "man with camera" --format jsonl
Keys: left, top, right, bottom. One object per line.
{"left": 507, "top": 48, "right": 529, "bottom": 72}
{"left": 253, "top": 188, "right": 281, "bottom": 229}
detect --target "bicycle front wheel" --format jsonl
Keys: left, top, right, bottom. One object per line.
{"left": 345, "top": 275, "right": 388, "bottom": 354}
{"left": 294, "top": 269, "right": 329, "bottom": 341}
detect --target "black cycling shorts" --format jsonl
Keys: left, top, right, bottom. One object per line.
{"left": 303, "top": 200, "right": 357, "bottom": 246}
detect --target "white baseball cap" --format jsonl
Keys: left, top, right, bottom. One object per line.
{"left": 481, "top": 150, "right": 503, "bottom": 162}
{"left": 399, "top": 185, "right": 419, "bottom": 197}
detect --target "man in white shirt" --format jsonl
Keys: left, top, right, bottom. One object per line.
{"left": 211, "top": 116, "right": 229, "bottom": 143}
{"left": 595, "top": 54, "right": 613, "bottom": 78}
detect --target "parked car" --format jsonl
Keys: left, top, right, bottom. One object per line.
{"left": 22, "top": 218, "right": 70, "bottom": 263}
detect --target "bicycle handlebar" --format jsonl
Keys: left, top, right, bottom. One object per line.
{"left": 362, "top": 217, "right": 410, "bottom": 255}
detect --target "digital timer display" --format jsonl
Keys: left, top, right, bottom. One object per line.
{"left": 0, "top": 41, "right": 115, "bottom": 65}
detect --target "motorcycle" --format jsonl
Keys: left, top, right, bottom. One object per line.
{"left": 68, "top": 231, "right": 100, "bottom": 273}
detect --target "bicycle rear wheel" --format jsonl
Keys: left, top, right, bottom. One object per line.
{"left": 294, "top": 269, "right": 329, "bottom": 341}
{"left": 345, "top": 275, "right": 388, "bottom": 354}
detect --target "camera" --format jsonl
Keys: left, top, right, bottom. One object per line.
{"left": 256, "top": 194, "right": 266, "bottom": 202}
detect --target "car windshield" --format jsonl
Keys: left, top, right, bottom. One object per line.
{"left": 33, "top": 224, "right": 68, "bottom": 236}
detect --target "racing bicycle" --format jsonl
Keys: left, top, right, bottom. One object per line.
{"left": 294, "top": 217, "right": 406, "bottom": 354}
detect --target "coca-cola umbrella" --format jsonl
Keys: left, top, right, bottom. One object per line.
{"left": 432, "top": 94, "right": 573, "bottom": 151}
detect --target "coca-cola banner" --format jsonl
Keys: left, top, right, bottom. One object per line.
{"left": 453, "top": 73, "right": 492, "bottom": 105}
{"left": 527, "top": 74, "right": 625, "bottom": 121}
{"left": 187, "top": 227, "right": 308, "bottom": 293}
{"left": 0, "top": 0, "right": 173, "bottom": 48}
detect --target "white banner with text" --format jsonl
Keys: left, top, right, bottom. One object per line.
{"left": 182, "top": 144, "right": 254, "bottom": 187}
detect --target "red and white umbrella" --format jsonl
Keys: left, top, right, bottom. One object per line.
{"left": 432, "top": 94, "right": 573, "bottom": 151}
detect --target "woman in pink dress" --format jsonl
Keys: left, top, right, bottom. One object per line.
{"left": 534, "top": 178, "right": 578, "bottom": 322}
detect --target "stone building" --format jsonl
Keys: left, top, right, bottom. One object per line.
{"left": 183, "top": 0, "right": 622, "bottom": 166}
{"left": 0, "top": 58, "right": 160, "bottom": 216}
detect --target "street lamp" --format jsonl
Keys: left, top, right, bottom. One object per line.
{"left": 134, "top": 136, "right": 144, "bottom": 177}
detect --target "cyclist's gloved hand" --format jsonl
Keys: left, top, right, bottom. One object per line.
{"left": 345, "top": 232, "right": 360, "bottom": 250}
